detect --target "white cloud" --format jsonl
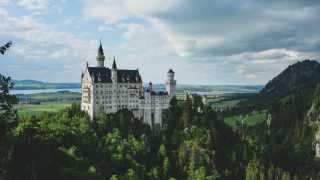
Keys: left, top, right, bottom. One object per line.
{"left": 83, "top": 0, "right": 180, "bottom": 23}
{"left": 0, "top": 0, "right": 10, "bottom": 5}
{"left": 122, "top": 23, "right": 145, "bottom": 39}
{"left": 245, "top": 73, "right": 257, "bottom": 80}
{"left": 17, "top": 0, "right": 49, "bottom": 11}
{"left": 0, "top": 8, "right": 98, "bottom": 82}
{"left": 2, "top": 0, "right": 320, "bottom": 84}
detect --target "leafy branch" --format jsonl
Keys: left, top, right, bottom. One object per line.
{"left": 0, "top": 41, "right": 12, "bottom": 55}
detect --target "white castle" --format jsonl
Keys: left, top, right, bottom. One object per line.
{"left": 81, "top": 42, "right": 176, "bottom": 128}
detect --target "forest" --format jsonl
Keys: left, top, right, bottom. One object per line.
{"left": 1, "top": 43, "right": 320, "bottom": 179}
{"left": 2, "top": 71, "right": 320, "bottom": 180}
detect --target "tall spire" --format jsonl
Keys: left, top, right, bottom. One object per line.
{"left": 96, "top": 40, "right": 105, "bottom": 67}
{"left": 98, "top": 39, "right": 104, "bottom": 56}
{"left": 111, "top": 56, "right": 117, "bottom": 82}
{"left": 112, "top": 56, "right": 117, "bottom": 69}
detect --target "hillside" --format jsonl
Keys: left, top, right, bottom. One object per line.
{"left": 261, "top": 60, "right": 320, "bottom": 99}
{"left": 245, "top": 62, "right": 320, "bottom": 178}
{"left": 242, "top": 60, "right": 320, "bottom": 107}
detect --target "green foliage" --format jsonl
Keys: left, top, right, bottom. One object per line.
{"left": 0, "top": 73, "right": 17, "bottom": 178}
{"left": 224, "top": 110, "right": 267, "bottom": 127}
{"left": 0, "top": 74, "right": 18, "bottom": 132}
{"left": 4, "top": 79, "right": 320, "bottom": 179}
{"left": 0, "top": 41, "right": 12, "bottom": 55}
{"left": 15, "top": 103, "right": 71, "bottom": 117}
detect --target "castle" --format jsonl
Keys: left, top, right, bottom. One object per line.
{"left": 81, "top": 42, "right": 176, "bottom": 128}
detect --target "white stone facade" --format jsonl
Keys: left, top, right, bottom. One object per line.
{"left": 81, "top": 43, "right": 176, "bottom": 128}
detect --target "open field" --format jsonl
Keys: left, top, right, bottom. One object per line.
{"left": 28, "top": 91, "right": 81, "bottom": 102}
{"left": 15, "top": 103, "right": 71, "bottom": 117}
{"left": 224, "top": 110, "right": 267, "bottom": 127}
{"left": 209, "top": 98, "right": 243, "bottom": 109}
{"left": 207, "top": 93, "right": 257, "bottom": 110}
{"left": 16, "top": 91, "right": 81, "bottom": 103}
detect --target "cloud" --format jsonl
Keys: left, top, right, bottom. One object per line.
{"left": 17, "top": 0, "right": 49, "bottom": 11}
{"left": 83, "top": 0, "right": 180, "bottom": 23}
{"left": 2, "top": 0, "right": 320, "bottom": 85}
{"left": 0, "top": 8, "right": 98, "bottom": 82}
{"left": 80, "top": 0, "right": 320, "bottom": 84}
{"left": 83, "top": 0, "right": 320, "bottom": 58}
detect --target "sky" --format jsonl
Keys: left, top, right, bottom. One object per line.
{"left": 0, "top": 0, "right": 320, "bottom": 85}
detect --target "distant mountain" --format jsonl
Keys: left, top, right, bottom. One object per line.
{"left": 13, "top": 79, "right": 262, "bottom": 94}
{"left": 13, "top": 79, "right": 80, "bottom": 90}
{"left": 260, "top": 60, "right": 320, "bottom": 100}
{"left": 242, "top": 60, "right": 320, "bottom": 107}
{"left": 151, "top": 84, "right": 263, "bottom": 94}
{"left": 14, "top": 79, "right": 44, "bottom": 84}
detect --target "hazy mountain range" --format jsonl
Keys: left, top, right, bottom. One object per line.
{"left": 12, "top": 79, "right": 263, "bottom": 94}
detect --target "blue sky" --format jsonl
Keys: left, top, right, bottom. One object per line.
{"left": 1, "top": 0, "right": 320, "bottom": 85}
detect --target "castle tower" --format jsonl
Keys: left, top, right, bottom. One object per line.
{"left": 111, "top": 57, "right": 118, "bottom": 112}
{"left": 166, "top": 69, "right": 176, "bottom": 97}
{"left": 111, "top": 57, "right": 117, "bottom": 82}
{"left": 96, "top": 41, "right": 105, "bottom": 67}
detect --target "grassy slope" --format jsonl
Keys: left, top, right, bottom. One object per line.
{"left": 15, "top": 103, "right": 71, "bottom": 117}
{"left": 29, "top": 92, "right": 81, "bottom": 102}
{"left": 209, "top": 99, "right": 243, "bottom": 109}
{"left": 224, "top": 110, "right": 267, "bottom": 127}
{"left": 17, "top": 91, "right": 81, "bottom": 103}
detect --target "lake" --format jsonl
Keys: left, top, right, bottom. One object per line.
{"left": 11, "top": 88, "right": 81, "bottom": 95}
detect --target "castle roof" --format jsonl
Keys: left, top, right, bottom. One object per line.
{"left": 98, "top": 41, "right": 104, "bottom": 56}
{"left": 112, "top": 57, "right": 117, "bottom": 69}
{"left": 144, "top": 88, "right": 168, "bottom": 96}
{"left": 87, "top": 67, "right": 141, "bottom": 83}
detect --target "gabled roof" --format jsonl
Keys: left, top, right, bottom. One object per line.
{"left": 117, "top": 69, "right": 141, "bottom": 83}
{"left": 88, "top": 67, "right": 112, "bottom": 83}
{"left": 87, "top": 67, "right": 141, "bottom": 83}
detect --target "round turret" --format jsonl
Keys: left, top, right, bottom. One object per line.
{"left": 167, "top": 69, "right": 174, "bottom": 81}
{"left": 166, "top": 69, "right": 176, "bottom": 97}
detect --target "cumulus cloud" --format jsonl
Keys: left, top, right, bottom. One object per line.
{"left": 83, "top": 0, "right": 320, "bottom": 57}
{"left": 0, "top": 7, "right": 98, "bottom": 82}
{"left": 2, "top": 0, "right": 320, "bottom": 84}
{"left": 17, "top": 0, "right": 49, "bottom": 11}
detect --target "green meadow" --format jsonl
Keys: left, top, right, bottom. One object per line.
{"left": 15, "top": 103, "right": 71, "bottom": 117}
{"left": 224, "top": 110, "right": 267, "bottom": 127}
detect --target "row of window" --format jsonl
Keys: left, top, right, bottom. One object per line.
{"left": 95, "top": 84, "right": 139, "bottom": 88}
{"left": 98, "top": 104, "right": 139, "bottom": 109}
{"left": 96, "top": 99, "right": 139, "bottom": 104}
{"left": 95, "top": 95, "right": 138, "bottom": 99}
{"left": 95, "top": 90, "right": 139, "bottom": 94}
